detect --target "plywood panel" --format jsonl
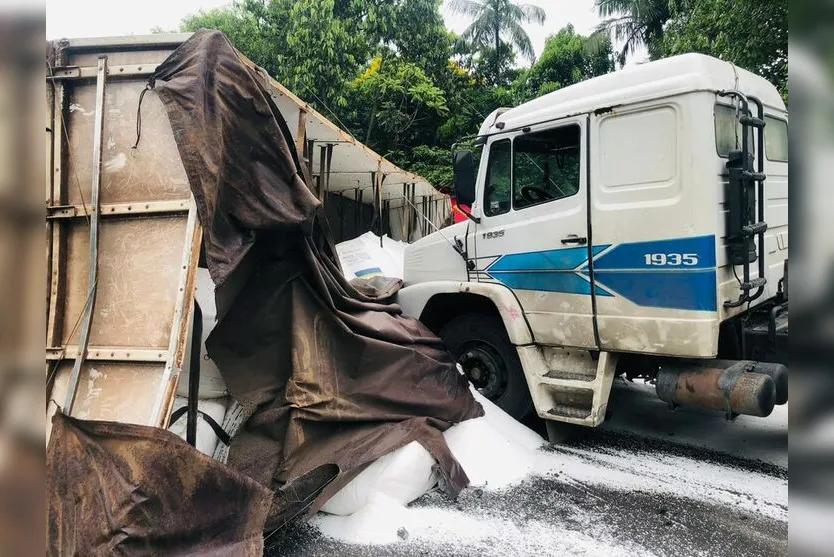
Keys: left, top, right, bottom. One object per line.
{"left": 65, "top": 79, "right": 190, "bottom": 206}
{"left": 49, "top": 362, "right": 164, "bottom": 425}
{"left": 60, "top": 216, "right": 187, "bottom": 348}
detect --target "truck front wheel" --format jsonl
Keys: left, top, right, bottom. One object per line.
{"left": 440, "top": 314, "right": 533, "bottom": 421}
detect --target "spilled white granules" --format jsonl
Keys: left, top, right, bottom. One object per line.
{"left": 538, "top": 444, "right": 787, "bottom": 521}
{"left": 442, "top": 389, "right": 545, "bottom": 489}
{"left": 312, "top": 492, "right": 655, "bottom": 556}
{"left": 312, "top": 387, "right": 787, "bottom": 550}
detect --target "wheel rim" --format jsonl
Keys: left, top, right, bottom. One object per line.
{"left": 457, "top": 341, "right": 508, "bottom": 400}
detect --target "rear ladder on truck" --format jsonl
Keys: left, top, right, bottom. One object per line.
{"left": 718, "top": 90, "right": 788, "bottom": 361}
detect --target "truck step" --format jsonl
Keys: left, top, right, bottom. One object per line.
{"left": 739, "top": 114, "right": 765, "bottom": 128}
{"left": 742, "top": 222, "right": 768, "bottom": 237}
{"left": 517, "top": 347, "right": 619, "bottom": 427}
{"left": 543, "top": 369, "right": 596, "bottom": 382}
{"left": 741, "top": 277, "right": 767, "bottom": 290}
{"left": 741, "top": 170, "right": 766, "bottom": 182}
{"left": 539, "top": 377, "right": 598, "bottom": 392}
{"left": 547, "top": 404, "right": 592, "bottom": 420}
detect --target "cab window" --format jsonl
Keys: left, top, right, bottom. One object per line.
{"left": 715, "top": 103, "right": 754, "bottom": 157}
{"left": 483, "top": 139, "right": 512, "bottom": 217}
{"left": 764, "top": 116, "right": 789, "bottom": 162}
{"left": 513, "top": 124, "right": 581, "bottom": 210}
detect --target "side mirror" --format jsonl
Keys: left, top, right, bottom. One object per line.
{"left": 453, "top": 150, "right": 477, "bottom": 206}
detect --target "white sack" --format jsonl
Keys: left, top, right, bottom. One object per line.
{"left": 336, "top": 232, "right": 407, "bottom": 280}
{"left": 321, "top": 440, "right": 438, "bottom": 516}
{"left": 178, "top": 268, "right": 228, "bottom": 399}
{"left": 168, "top": 396, "right": 229, "bottom": 457}
{"left": 322, "top": 387, "right": 546, "bottom": 518}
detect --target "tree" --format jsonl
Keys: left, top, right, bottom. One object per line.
{"left": 594, "top": 0, "right": 671, "bottom": 66}
{"left": 350, "top": 54, "right": 449, "bottom": 146}
{"left": 183, "top": 0, "right": 456, "bottom": 110}
{"left": 383, "top": 0, "right": 453, "bottom": 82}
{"left": 436, "top": 76, "right": 515, "bottom": 145}
{"left": 387, "top": 145, "right": 456, "bottom": 190}
{"left": 660, "top": 0, "right": 787, "bottom": 100}
{"left": 182, "top": 0, "right": 369, "bottom": 109}
{"left": 181, "top": 2, "right": 277, "bottom": 74}
{"left": 514, "top": 24, "right": 614, "bottom": 101}
{"left": 594, "top": 0, "right": 787, "bottom": 99}
{"left": 448, "top": 0, "right": 546, "bottom": 85}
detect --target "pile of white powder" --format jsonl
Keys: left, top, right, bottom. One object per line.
{"left": 311, "top": 388, "right": 787, "bottom": 551}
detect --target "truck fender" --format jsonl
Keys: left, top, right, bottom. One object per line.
{"left": 396, "top": 281, "right": 534, "bottom": 346}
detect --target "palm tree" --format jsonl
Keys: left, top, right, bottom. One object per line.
{"left": 448, "top": 0, "right": 546, "bottom": 84}
{"left": 595, "top": 0, "right": 670, "bottom": 66}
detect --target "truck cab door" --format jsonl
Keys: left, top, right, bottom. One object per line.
{"left": 469, "top": 118, "right": 598, "bottom": 349}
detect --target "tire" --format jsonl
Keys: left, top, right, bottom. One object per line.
{"left": 440, "top": 313, "right": 533, "bottom": 421}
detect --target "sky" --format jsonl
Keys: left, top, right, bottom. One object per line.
{"left": 46, "top": 0, "right": 604, "bottom": 59}
{"left": 46, "top": 0, "right": 230, "bottom": 38}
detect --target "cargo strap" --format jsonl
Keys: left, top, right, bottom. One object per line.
{"left": 170, "top": 405, "right": 231, "bottom": 446}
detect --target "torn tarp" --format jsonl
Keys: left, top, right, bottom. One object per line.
{"left": 47, "top": 412, "right": 274, "bottom": 556}
{"left": 151, "top": 30, "right": 483, "bottom": 529}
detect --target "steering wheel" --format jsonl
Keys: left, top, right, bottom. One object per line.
{"left": 520, "top": 186, "right": 553, "bottom": 203}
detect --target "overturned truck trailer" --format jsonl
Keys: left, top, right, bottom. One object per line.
{"left": 46, "top": 31, "right": 480, "bottom": 554}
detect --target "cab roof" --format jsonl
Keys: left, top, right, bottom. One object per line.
{"left": 483, "top": 53, "right": 786, "bottom": 136}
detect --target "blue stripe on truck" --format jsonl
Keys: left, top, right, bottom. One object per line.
{"left": 592, "top": 269, "right": 717, "bottom": 311}
{"left": 483, "top": 235, "right": 717, "bottom": 311}
{"left": 589, "top": 235, "right": 716, "bottom": 270}
{"left": 488, "top": 270, "right": 613, "bottom": 297}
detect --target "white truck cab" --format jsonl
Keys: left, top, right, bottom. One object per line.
{"left": 398, "top": 54, "right": 788, "bottom": 430}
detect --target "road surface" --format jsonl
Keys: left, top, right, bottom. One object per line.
{"left": 266, "top": 379, "right": 788, "bottom": 557}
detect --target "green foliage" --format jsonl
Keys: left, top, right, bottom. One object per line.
{"left": 350, "top": 54, "right": 449, "bottom": 146}
{"left": 594, "top": 0, "right": 787, "bottom": 101}
{"left": 387, "top": 145, "right": 456, "bottom": 191}
{"left": 384, "top": 0, "right": 453, "bottom": 83}
{"left": 472, "top": 42, "right": 520, "bottom": 87}
{"left": 437, "top": 77, "right": 515, "bottom": 146}
{"left": 183, "top": 0, "right": 367, "bottom": 108}
{"left": 660, "top": 0, "right": 788, "bottom": 101}
{"left": 514, "top": 25, "right": 615, "bottom": 101}
{"left": 594, "top": 0, "right": 671, "bottom": 66}
{"left": 179, "top": 0, "right": 786, "bottom": 191}
{"left": 449, "top": 0, "right": 546, "bottom": 85}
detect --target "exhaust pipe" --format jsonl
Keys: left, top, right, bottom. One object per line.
{"left": 748, "top": 362, "right": 788, "bottom": 405}
{"left": 695, "top": 359, "right": 788, "bottom": 406}
{"left": 656, "top": 361, "right": 776, "bottom": 418}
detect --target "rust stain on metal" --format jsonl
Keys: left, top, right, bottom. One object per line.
{"left": 659, "top": 364, "right": 775, "bottom": 417}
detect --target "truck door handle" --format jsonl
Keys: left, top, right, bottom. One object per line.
{"left": 561, "top": 234, "right": 588, "bottom": 246}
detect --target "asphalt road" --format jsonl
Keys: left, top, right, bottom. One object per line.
{"left": 265, "top": 380, "right": 788, "bottom": 557}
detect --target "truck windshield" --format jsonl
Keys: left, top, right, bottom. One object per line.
{"left": 513, "top": 125, "right": 581, "bottom": 210}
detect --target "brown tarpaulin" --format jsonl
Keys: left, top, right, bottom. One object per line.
{"left": 47, "top": 412, "right": 274, "bottom": 556}
{"left": 151, "top": 30, "right": 483, "bottom": 529}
